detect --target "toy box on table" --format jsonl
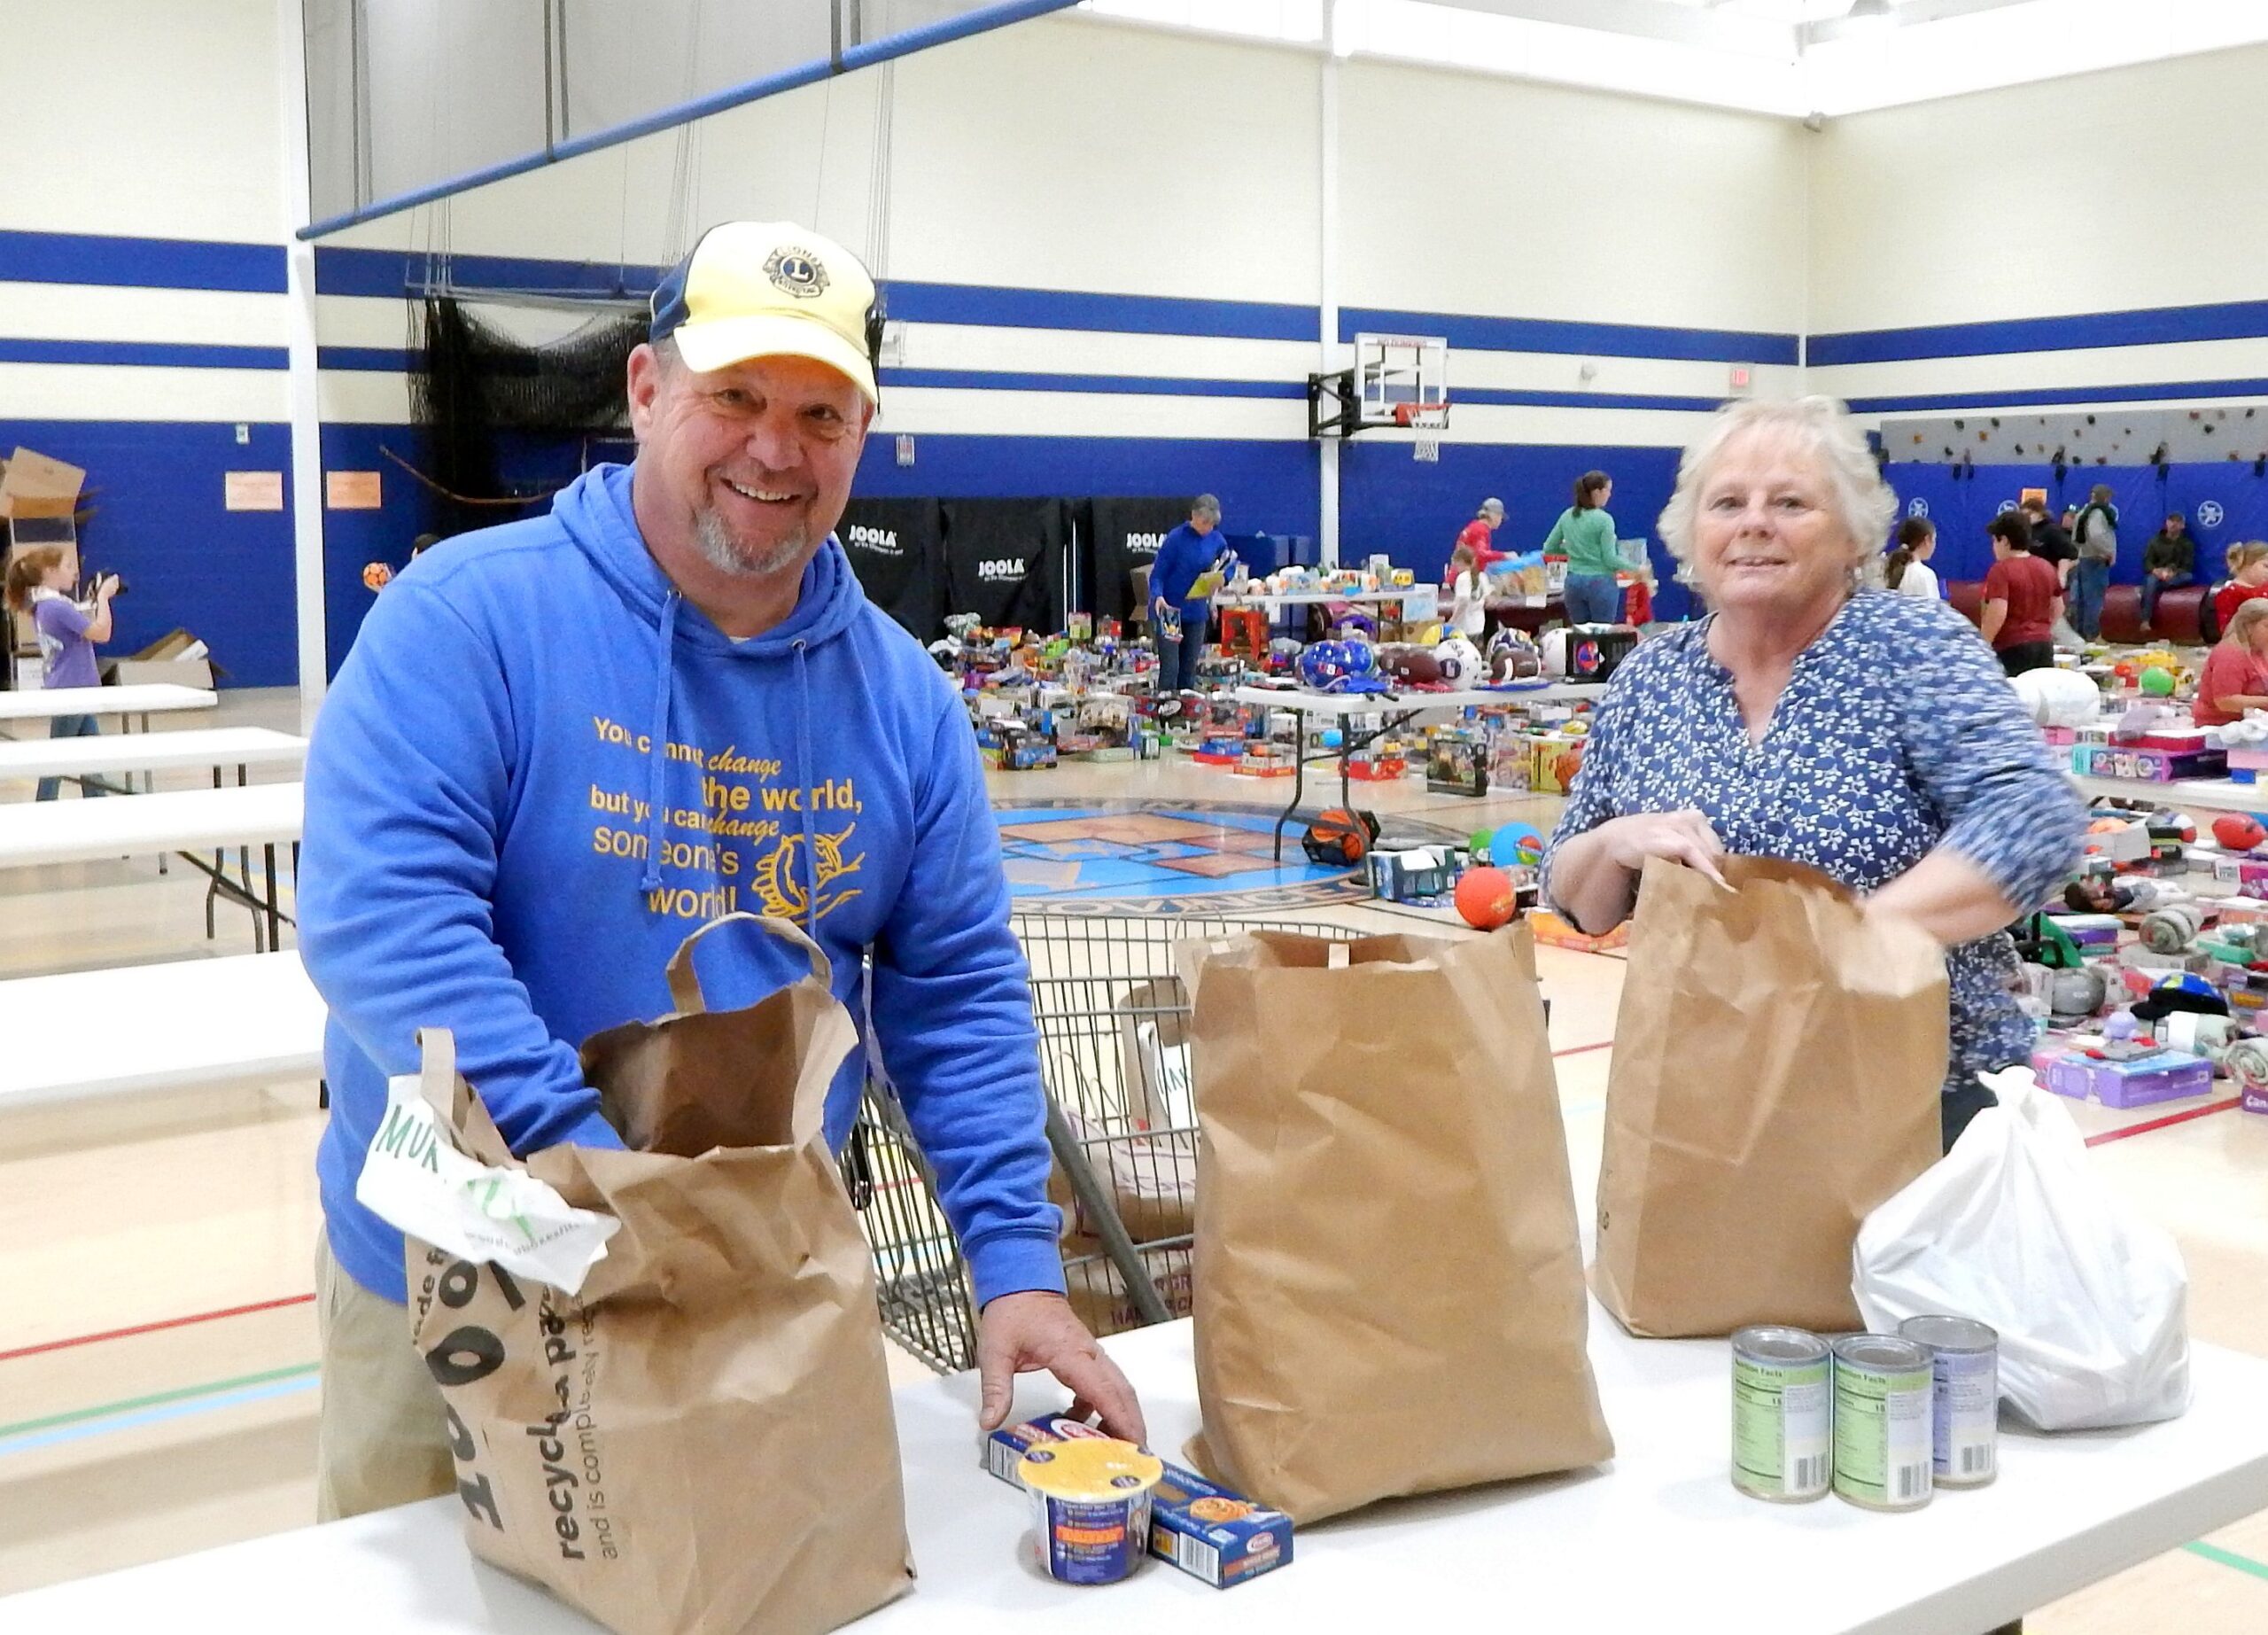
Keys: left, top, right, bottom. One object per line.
{"left": 1528, "top": 731, "right": 1588, "bottom": 797}
{"left": 1369, "top": 844, "right": 1464, "bottom": 905}
{"left": 1345, "top": 748, "right": 1408, "bottom": 782}
{"left": 2031, "top": 1040, "right": 2215, "bottom": 1109}
{"left": 2072, "top": 744, "right": 2227, "bottom": 782}
{"left": 1425, "top": 728, "right": 1489, "bottom": 797}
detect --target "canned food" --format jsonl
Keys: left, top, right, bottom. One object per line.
{"left": 1021, "top": 1438, "right": 1164, "bottom": 1585}
{"left": 1731, "top": 1326, "right": 1832, "bottom": 1503}
{"left": 1832, "top": 1335, "right": 1935, "bottom": 1511}
{"left": 1900, "top": 1314, "right": 2000, "bottom": 1488}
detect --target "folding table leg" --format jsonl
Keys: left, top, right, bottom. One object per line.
{"left": 1272, "top": 705, "right": 1309, "bottom": 863}
{"left": 265, "top": 845, "right": 282, "bottom": 951}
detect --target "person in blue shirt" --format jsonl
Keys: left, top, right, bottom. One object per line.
{"left": 299, "top": 221, "right": 1143, "bottom": 1521}
{"left": 1542, "top": 396, "right": 2082, "bottom": 1152}
{"left": 1148, "top": 494, "right": 1228, "bottom": 694}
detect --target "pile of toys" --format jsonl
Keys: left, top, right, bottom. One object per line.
{"left": 2066, "top": 704, "right": 2226, "bottom": 783}
{"left": 1364, "top": 820, "right": 1549, "bottom": 923}
{"left": 2023, "top": 803, "right": 2268, "bottom": 1117}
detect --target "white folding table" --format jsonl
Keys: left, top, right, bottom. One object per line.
{"left": 4, "top": 1316, "right": 2264, "bottom": 1633}
{"left": 0, "top": 725, "right": 305, "bottom": 794}
{"left": 0, "top": 782, "right": 304, "bottom": 950}
{"left": 2071, "top": 771, "right": 2268, "bottom": 817}
{"left": 0, "top": 682, "right": 216, "bottom": 725}
{"left": 0, "top": 952, "right": 324, "bottom": 1110}
{"left": 0, "top": 682, "right": 221, "bottom": 798}
{"left": 1230, "top": 683, "right": 1605, "bottom": 858}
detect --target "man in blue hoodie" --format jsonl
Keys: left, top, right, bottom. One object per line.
{"left": 301, "top": 221, "right": 1143, "bottom": 1519}
{"left": 1147, "top": 494, "right": 1227, "bottom": 695}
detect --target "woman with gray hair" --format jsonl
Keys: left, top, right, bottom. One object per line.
{"left": 1542, "top": 396, "right": 2083, "bottom": 1146}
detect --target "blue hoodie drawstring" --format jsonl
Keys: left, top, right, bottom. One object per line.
{"left": 792, "top": 640, "right": 816, "bottom": 931}
{"left": 640, "top": 591, "right": 681, "bottom": 891}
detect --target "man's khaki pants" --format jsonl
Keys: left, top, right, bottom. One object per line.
{"left": 315, "top": 1232, "right": 455, "bottom": 1522}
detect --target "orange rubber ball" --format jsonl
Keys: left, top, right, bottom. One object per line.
{"left": 1455, "top": 865, "right": 1518, "bottom": 930}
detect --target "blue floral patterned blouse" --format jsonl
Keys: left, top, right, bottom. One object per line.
{"left": 1543, "top": 591, "right": 2085, "bottom": 1095}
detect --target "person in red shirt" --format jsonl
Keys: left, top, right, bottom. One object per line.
{"left": 2194, "top": 598, "right": 2268, "bottom": 726}
{"left": 1978, "top": 511, "right": 2062, "bottom": 677}
{"left": 1449, "top": 497, "right": 1507, "bottom": 580}
{"left": 2212, "top": 541, "right": 2268, "bottom": 635}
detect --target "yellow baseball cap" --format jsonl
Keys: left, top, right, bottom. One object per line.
{"left": 648, "top": 222, "right": 881, "bottom": 405}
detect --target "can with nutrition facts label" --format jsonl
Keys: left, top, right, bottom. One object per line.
{"left": 1730, "top": 1326, "right": 1833, "bottom": 1503}
{"left": 1832, "top": 1335, "right": 1936, "bottom": 1511}
{"left": 1900, "top": 1315, "right": 2000, "bottom": 1489}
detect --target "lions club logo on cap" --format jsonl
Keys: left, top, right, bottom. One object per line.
{"left": 764, "top": 246, "right": 829, "bottom": 300}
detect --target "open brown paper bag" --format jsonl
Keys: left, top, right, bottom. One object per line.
{"left": 1182, "top": 923, "right": 1613, "bottom": 1522}
{"left": 1592, "top": 856, "right": 1948, "bottom": 1338}
{"left": 402, "top": 914, "right": 913, "bottom": 1635}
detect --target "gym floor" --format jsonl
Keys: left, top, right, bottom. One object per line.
{"left": 0, "top": 689, "right": 2262, "bottom": 1628}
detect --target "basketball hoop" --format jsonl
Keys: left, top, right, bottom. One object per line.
{"left": 1395, "top": 401, "right": 1449, "bottom": 463}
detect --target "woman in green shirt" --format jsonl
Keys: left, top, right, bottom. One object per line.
{"left": 1545, "top": 471, "right": 1625, "bottom": 625}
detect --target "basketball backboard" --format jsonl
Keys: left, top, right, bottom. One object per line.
{"left": 1307, "top": 332, "right": 1449, "bottom": 440}
{"left": 1355, "top": 333, "right": 1449, "bottom": 428}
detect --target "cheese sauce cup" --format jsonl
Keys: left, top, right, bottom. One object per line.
{"left": 1021, "top": 1439, "right": 1165, "bottom": 1585}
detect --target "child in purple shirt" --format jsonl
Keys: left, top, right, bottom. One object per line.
{"left": 4, "top": 546, "right": 120, "bottom": 799}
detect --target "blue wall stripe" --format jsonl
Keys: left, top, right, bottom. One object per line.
{"left": 1340, "top": 306, "right": 1799, "bottom": 367}
{"left": 0, "top": 230, "right": 284, "bottom": 295}
{"left": 1812, "top": 299, "right": 2268, "bottom": 365}
{"left": 1849, "top": 378, "right": 2268, "bottom": 415}
{"left": 0, "top": 337, "right": 288, "bottom": 370}
{"left": 318, "top": 346, "right": 420, "bottom": 372}
{"left": 312, "top": 245, "right": 662, "bottom": 301}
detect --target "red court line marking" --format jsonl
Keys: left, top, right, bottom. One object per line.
{"left": 1552, "top": 1040, "right": 1615, "bottom": 1059}
{"left": 0, "top": 1293, "right": 315, "bottom": 1366}
{"left": 2084, "top": 1097, "right": 2242, "bottom": 1148}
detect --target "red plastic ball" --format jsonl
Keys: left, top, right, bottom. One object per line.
{"left": 2213, "top": 813, "right": 2267, "bottom": 853}
{"left": 1455, "top": 865, "right": 1518, "bottom": 930}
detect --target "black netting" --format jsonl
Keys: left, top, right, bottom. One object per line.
{"left": 410, "top": 298, "right": 647, "bottom": 527}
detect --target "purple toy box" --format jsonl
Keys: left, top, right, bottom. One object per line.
{"left": 2038, "top": 1046, "right": 2216, "bottom": 1109}
{"left": 2243, "top": 1082, "right": 2268, "bottom": 1116}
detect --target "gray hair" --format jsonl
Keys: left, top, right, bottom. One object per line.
{"left": 1192, "top": 494, "right": 1221, "bottom": 521}
{"left": 1658, "top": 396, "right": 1897, "bottom": 570}
{"left": 1480, "top": 497, "right": 1504, "bottom": 518}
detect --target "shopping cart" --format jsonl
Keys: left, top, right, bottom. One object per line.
{"left": 849, "top": 911, "right": 1362, "bottom": 1374}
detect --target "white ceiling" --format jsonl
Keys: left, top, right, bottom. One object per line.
{"left": 1075, "top": 0, "right": 2268, "bottom": 118}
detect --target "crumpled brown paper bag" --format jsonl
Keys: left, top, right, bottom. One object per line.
{"left": 403, "top": 914, "right": 913, "bottom": 1635}
{"left": 1182, "top": 923, "right": 1613, "bottom": 1522}
{"left": 1592, "top": 855, "right": 1949, "bottom": 1338}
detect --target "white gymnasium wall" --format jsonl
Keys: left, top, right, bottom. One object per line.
{"left": 1808, "top": 43, "right": 2268, "bottom": 424}
{"left": 319, "top": 15, "right": 1811, "bottom": 464}
{"left": 0, "top": 0, "right": 302, "bottom": 685}
{"left": 1338, "top": 57, "right": 1807, "bottom": 453}
{"left": 0, "top": 0, "right": 286, "bottom": 428}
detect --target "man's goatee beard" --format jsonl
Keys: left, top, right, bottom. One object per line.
{"left": 695, "top": 509, "right": 807, "bottom": 578}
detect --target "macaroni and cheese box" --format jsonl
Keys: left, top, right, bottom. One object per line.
{"left": 984, "top": 1420, "right": 1293, "bottom": 1588}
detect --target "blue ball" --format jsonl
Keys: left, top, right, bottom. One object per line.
{"left": 1493, "top": 822, "right": 1546, "bottom": 868}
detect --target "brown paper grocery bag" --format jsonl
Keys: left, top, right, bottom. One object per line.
{"left": 402, "top": 915, "right": 913, "bottom": 1635}
{"left": 1183, "top": 923, "right": 1613, "bottom": 1522}
{"left": 1592, "top": 856, "right": 1948, "bottom": 1339}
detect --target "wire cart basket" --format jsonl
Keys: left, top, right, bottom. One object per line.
{"left": 846, "top": 912, "right": 1362, "bottom": 1375}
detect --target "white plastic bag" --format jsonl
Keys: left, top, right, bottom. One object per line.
{"left": 355, "top": 1030, "right": 620, "bottom": 1296}
{"left": 1852, "top": 1065, "right": 2192, "bottom": 1431}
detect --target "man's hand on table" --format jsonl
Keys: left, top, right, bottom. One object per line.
{"left": 975, "top": 1289, "right": 1148, "bottom": 1445}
